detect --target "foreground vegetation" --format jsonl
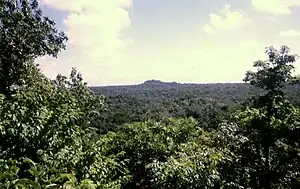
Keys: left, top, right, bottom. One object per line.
{"left": 0, "top": 1, "right": 300, "bottom": 188}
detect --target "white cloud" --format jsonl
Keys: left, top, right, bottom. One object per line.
{"left": 279, "top": 29, "right": 300, "bottom": 37}
{"left": 38, "top": 0, "right": 133, "bottom": 85}
{"left": 251, "top": 0, "right": 300, "bottom": 15}
{"left": 203, "top": 4, "right": 251, "bottom": 34}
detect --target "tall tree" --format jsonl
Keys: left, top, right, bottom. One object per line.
{"left": 0, "top": 0, "right": 67, "bottom": 97}
{"left": 239, "top": 45, "right": 299, "bottom": 188}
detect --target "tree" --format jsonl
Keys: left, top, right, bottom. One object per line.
{"left": 0, "top": 1, "right": 130, "bottom": 187}
{"left": 235, "top": 45, "right": 300, "bottom": 188}
{"left": 0, "top": 0, "right": 67, "bottom": 97}
{"left": 0, "top": 67, "right": 128, "bottom": 188}
{"left": 244, "top": 46, "right": 297, "bottom": 91}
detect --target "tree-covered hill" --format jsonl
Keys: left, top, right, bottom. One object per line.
{"left": 91, "top": 82, "right": 260, "bottom": 104}
{"left": 91, "top": 81, "right": 300, "bottom": 106}
{"left": 90, "top": 81, "right": 300, "bottom": 132}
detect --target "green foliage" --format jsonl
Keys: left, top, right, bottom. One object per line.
{"left": 1, "top": 0, "right": 300, "bottom": 187}
{"left": 225, "top": 45, "right": 300, "bottom": 188}
{"left": 99, "top": 118, "right": 231, "bottom": 188}
{"left": 92, "top": 80, "right": 300, "bottom": 133}
{"left": 146, "top": 143, "right": 224, "bottom": 189}
{"left": 0, "top": 67, "right": 128, "bottom": 188}
{"left": 244, "top": 46, "right": 298, "bottom": 92}
{"left": 0, "top": 1, "right": 127, "bottom": 188}
{"left": 0, "top": 69, "right": 80, "bottom": 160}
{"left": 0, "top": 0, "right": 67, "bottom": 96}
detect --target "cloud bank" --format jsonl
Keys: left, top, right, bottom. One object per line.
{"left": 38, "top": 0, "right": 133, "bottom": 85}
{"left": 251, "top": 0, "right": 300, "bottom": 15}
{"left": 203, "top": 4, "right": 251, "bottom": 34}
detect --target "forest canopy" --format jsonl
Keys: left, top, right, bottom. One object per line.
{"left": 0, "top": 0, "right": 300, "bottom": 188}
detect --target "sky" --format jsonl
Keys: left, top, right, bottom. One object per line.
{"left": 37, "top": 0, "right": 300, "bottom": 86}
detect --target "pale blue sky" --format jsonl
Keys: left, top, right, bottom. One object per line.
{"left": 38, "top": 0, "right": 300, "bottom": 86}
